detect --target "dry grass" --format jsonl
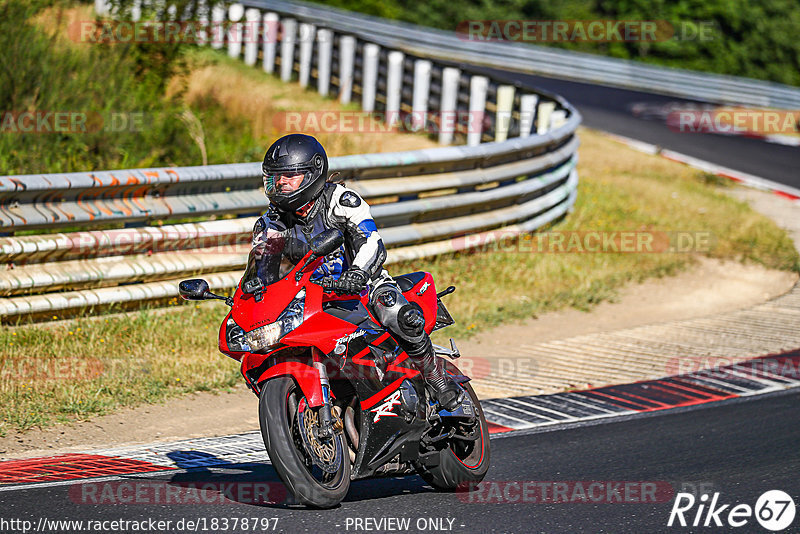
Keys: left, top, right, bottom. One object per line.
{"left": 1, "top": 303, "right": 237, "bottom": 433}
{"left": 170, "top": 48, "right": 439, "bottom": 157}
{"left": 32, "top": 3, "right": 95, "bottom": 46}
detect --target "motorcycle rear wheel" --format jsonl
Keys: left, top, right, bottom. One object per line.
{"left": 258, "top": 377, "right": 351, "bottom": 508}
{"left": 415, "top": 381, "right": 491, "bottom": 491}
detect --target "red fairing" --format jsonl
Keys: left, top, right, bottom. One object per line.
{"left": 255, "top": 361, "right": 324, "bottom": 406}
{"left": 400, "top": 272, "right": 438, "bottom": 333}
{"left": 279, "top": 282, "right": 360, "bottom": 355}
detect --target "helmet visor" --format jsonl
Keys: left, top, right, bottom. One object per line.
{"left": 263, "top": 171, "right": 311, "bottom": 196}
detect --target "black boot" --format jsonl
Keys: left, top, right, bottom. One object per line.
{"left": 406, "top": 338, "right": 462, "bottom": 411}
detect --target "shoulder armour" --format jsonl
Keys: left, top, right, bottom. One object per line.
{"left": 339, "top": 190, "right": 362, "bottom": 208}
{"left": 253, "top": 216, "right": 266, "bottom": 234}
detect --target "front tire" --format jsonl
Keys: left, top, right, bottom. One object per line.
{"left": 415, "top": 381, "right": 491, "bottom": 490}
{"left": 258, "top": 377, "right": 351, "bottom": 508}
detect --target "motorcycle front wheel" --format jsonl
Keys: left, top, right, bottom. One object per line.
{"left": 258, "top": 377, "right": 351, "bottom": 508}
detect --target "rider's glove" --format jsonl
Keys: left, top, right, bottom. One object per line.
{"left": 319, "top": 268, "right": 369, "bottom": 295}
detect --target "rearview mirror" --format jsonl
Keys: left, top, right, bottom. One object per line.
{"left": 179, "top": 279, "right": 210, "bottom": 300}
{"left": 311, "top": 229, "right": 344, "bottom": 257}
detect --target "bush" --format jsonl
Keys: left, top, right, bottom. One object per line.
{"left": 0, "top": 0, "right": 197, "bottom": 174}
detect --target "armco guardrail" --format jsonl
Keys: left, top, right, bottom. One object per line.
{"left": 0, "top": 2, "right": 580, "bottom": 320}
{"left": 246, "top": 0, "right": 800, "bottom": 109}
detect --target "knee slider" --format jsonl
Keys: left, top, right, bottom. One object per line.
{"left": 398, "top": 304, "right": 425, "bottom": 337}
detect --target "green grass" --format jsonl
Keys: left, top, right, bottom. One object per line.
{"left": 1, "top": 302, "right": 239, "bottom": 434}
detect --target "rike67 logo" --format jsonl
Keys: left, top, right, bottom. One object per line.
{"left": 668, "top": 490, "right": 796, "bottom": 531}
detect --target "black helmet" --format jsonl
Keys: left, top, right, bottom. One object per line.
{"left": 261, "top": 134, "right": 328, "bottom": 212}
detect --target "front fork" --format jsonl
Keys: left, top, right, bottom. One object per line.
{"left": 312, "top": 347, "right": 335, "bottom": 439}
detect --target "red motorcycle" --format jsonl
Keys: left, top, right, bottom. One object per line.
{"left": 179, "top": 229, "right": 489, "bottom": 508}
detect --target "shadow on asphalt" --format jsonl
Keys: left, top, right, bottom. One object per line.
{"left": 142, "top": 458, "right": 437, "bottom": 509}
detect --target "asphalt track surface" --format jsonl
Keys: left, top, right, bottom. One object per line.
{"left": 480, "top": 67, "right": 799, "bottom": 190}
{"left": 2, "top": 388, "right": 797, "bottom": 533}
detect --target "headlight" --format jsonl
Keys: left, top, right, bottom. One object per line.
{"left": 225, "top": 316, "right": 250, "bottom": 352}
{"left": 244, "top": 288, "right": 305, "bottom": 352}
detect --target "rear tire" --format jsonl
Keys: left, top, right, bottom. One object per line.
{"left": 258, "top": 377, "right": 351, "bottom": 508}
{"left": 415, "top": 381, "right": 491, "bottom": 490}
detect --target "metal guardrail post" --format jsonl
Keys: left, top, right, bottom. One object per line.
{"left": 316, "top": 29, "right": 333, "bottom": 96}
{"left": 227, "top": 4, "right": 245, "bottom": 59}
{"left": 195, "top": 0, "right": 209, "bottom": 45}
{"left": 210, "top": 4, "right": 225, "bottom": 50}
{"left": 243, "top": 8, "right": 261, "bottom": 66}
{"left": 439, "top": 67, "right": 460, "bottom": 145}
{"left": 550, "top": 110, "right": 568, "bottom": 130}
{"left": 519, "top": 94, "right": 538, "bottom": 138}
{"left": 412, "top": 59, "right": 431, "bottom": 132}
{"left": 94, "top": 0, "right": 109, "bottom": 16}
{"left": 262, "top": 12, "right": 279, "bottom": 73}
{"left": 246, "top": 0, "right": 800, "bottom": 109}
{"left": 468, "top": 75, "right": 488, "bottom": 146}
{"left": 298, "top": 23, "right": 316, "bottom": 88}
{"left": 338, "top": 35, "right": 356, "bottom": 104}
{"left": 131, "top": 0, "right": 142, "bottom": 21}
{"left": 361, "top": 43, "right": 380, "bottom": 113}
{"left": 280, "top": 18, "right": 297, "bottom": 82}
{"left": 386, "top": 51, "right": 404, "bottom": 127}
{"left": 495, "top": 85, "right": 515, "bottom": 142}
{"left": 536, "top": 101, "right": 556, "bottom": 135}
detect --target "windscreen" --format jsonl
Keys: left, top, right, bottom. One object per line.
{"left": 241, "top": 233, "right": 311, "bottom": 291}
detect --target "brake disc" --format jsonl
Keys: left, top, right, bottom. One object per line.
{"left": 297, "top": 400, "right": 344, "bottom": 474}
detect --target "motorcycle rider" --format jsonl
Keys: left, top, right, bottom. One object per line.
{"left": 253, "top": 133, "right": 462, "bottom": 411}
